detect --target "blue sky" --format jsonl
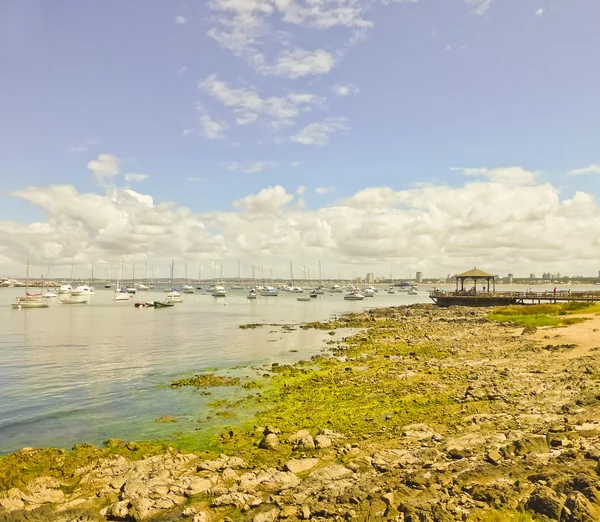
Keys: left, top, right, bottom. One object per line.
{"left": 1, "top": 0, "right": 600, "bottom": 278}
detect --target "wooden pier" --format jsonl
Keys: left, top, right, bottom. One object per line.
{"left": 429, "top": 289, "right": 600, "bottom": 307}
{"left": 430, "top": 268, "right": 600, "bottom": 307}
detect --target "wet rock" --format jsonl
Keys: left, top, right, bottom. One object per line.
{"left": 102, "top": 500, "right": 131, "bottom": 519}
{"left": 525, "top": 485, "right": 564, "bottom": 520}
{"left": 192, "top": 511, "right": 211, "bottom": 522}
{"left": 259, "top": 433, "right": 280, "bottom": 450}
{"left": 486, "top": 449, "right": 503, "bottom": 466}
{"left": 402, "top": 423, "right": 437, "bottom": 440}
{"left": 284, "top": 458, "right": 320, "bottom": 474}
{"left": 300, "top": 504, "right": 311, "bottom": 519}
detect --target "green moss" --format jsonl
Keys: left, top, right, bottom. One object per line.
{"left": 489, "top": 302, "right": 597, "bottom": 327}
{"left": 469, "top": 509, "right": 540, "bottom": 521}
{"left": 170, "top": 373, "right": 240, "bottom": 389}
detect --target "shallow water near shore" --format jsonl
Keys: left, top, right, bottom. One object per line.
{"left": 0, "top": 286, "right": 433, "bottom": 455}
{"left": 1, "top": 283, "right": 596, "bottom": 455}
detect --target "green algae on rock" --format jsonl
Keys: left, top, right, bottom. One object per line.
{"left": 155, "top": 416, "right": 178, "bottom": 423}
{"left": 170, "top": 373, "right": 240, "bottom": 389}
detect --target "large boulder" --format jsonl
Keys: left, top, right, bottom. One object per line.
{"left": 525, "top": 486, "right": 564, "bottom": 520}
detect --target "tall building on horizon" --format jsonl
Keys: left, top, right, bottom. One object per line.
{"left": 416, "top": 271, "right": 423, "bottom": 283}
{"left": 366, "top": 273, "right": 374, "bottom": 284}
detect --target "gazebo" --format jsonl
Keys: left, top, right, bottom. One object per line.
{"left": 455, "top": 268, "right": 496, "bottom": 294}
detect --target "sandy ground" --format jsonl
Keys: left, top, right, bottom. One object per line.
{"left": 529, "top": 313, "right": 600, "bottom": 359}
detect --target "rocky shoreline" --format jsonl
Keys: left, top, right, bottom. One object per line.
{"left": 2, "top": 304, "right": 600, "bottom": 521}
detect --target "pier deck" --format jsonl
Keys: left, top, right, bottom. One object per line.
{"left": 429, "top": 289, "right": 600, "bottom": 307}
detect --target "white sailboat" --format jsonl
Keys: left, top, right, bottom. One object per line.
{"left": 344, "top": 291, "right": 365, "bottom": 301}
{"left": 166, "top": 260, "right": 183, "bottom": 303}
{"left": 113, "top": 259, "right": 132, "bottom": 302}
{"left": 182, "top": 263, "right": 195, "bottom": 293}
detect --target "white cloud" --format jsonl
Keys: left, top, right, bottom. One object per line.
{"left": 233, "top": 185, "right": 294, "bottom": 213}
{"left": 124, "top": 173, "right": 149, "bottom": 183}
{"left": 291, "top": 117, "right": 350, "bottom": 146}
{"left": 569, "top": 164, "right": 600, "bottom": 176}
{"left": 465, "top": 0, "right": 493, "bottom": 16}
{"left": 205, "top": 0, "right": 387, "bottom": 76}
{"left": 225, "top": 161, "right": 276, "bottom": 173}
{"left": 199, "top": 75, "right": 324, "bottom": 128}
{"left": 296, "top": 185, "right": 306, "bottom": 195}
{"left": 177, "top": 65, "right": 188, "bottom": 75}
{"left": 290, "top": 161, "right": 300, "bottom": 168}
{"left": 454, "top": 166, "right": 540, "bottom": 185}
{"left": 4, "top": 166, "right": 600, "bottom": 277}
{"left": 200, "top": 114, "right": 228, "bottom": 139}
{"left": 331, "top": 83, "right": 359, "bottom": 96}
{"left": 316, "top": 186, "right": 334, "bottom": 194}
{"left": 187, "top": 177, "right": 207, "bottom": 182}
{"left": 250, "top": 48, "right": 338, "bottom": 79}
{"left": 175, "top": 16, "right": 186, "bottom": 24}
{"left": 87, "top": 153, "right": 120, "bottom": 185}
{"left": 535, "top": 8, "right": 544, "bottom": 16}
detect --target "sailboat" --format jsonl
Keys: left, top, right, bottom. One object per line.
{"left": 113, "top": 259, "right": 132, "bottom": 301}
{"left": 196, "top": 265, "right": 203, "bottom": 290}
{"left": 105, "top": 260, "right": 113, "bottom": 288}
{"left": 182, "top": 263, "right": 195, "bottom": 293}
{"left": 57, "top": 261, "right": 74, "bottom": 294}
{"left": 165, "top": 261, "right": 183, "bottom": 303}
{"left": 13, "top": 255, "right": 49, "bottom": 309}
{"left": 126, "top": 262, "right": 137, "bottom": 294}
{"left": 288, "top": 261, "right": 303, "bottom": 293}
{"left": 231, "top": 260, "right": 244, "bottom": 290}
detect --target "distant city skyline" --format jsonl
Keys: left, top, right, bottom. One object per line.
{"left": 1, "top": 2, "right": 600, "bottom": 277}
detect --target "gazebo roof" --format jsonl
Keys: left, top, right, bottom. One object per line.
{"left": 456, "top": 268, "right": 495, "bottom": 278}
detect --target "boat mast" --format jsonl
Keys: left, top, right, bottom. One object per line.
{"left": 185, "top": 263, "right": 188, "bottom": 284}
{"left": 290, "top": 260, "right": 294, "bottom": 286}
{"left": 70, "top": 260, "right": 74, "bottom": 284}
{"left": 26, "top": 254, "right": 30, "bottom": 294}
{"left": 132, "top": 261, "right": 136, "bottom": 287}
{"left": 108, "top": 260, "right": 111, "bottom": 284}
{"left": 91, "top": 260, "right": 94, "bottom": 287}
{"left": 238, "top": 259, "right": 241, "bottom": 284}
{"left": 319, "top": 260, "right": 322, "bottom": 285}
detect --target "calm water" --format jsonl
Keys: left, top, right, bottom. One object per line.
{"left": 0, "top": 286, "right": 431, "bottom": 454}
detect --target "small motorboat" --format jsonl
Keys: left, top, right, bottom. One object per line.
{"left": 344, "top": 291, "right": 365, "bottom": 301}
{"left": 113, "top": 289, "right": 131, "bottom": 301}
{"left": 261, "top": 286, "right": 278, "bottom": 297}
{"left": 154, "top": 300, "right": 174, "bottom": 308}
{"left": 181, "top": 284, "right": 195, "bottom": 294}
{"left": 310, "top": 290, "right": 318, "bottom": 298}
{"left": 247, "top": 290, "right": 257, "bottom": 300}
{"left": 363, "top": 288, "right": 375, "bottom": 297}
{"left": 166, "top": 291, "right": 183, "bottom": 303}
{"left": 135, "top": 301, "right": 156, "bottom": 308}
{"left": 408, "top": 288, "right": 418, "bottom": 295}
{"left": 212, "top": 285, "right": 227, "bottom": 297}
{"left": 387, "top": 287, "right": 395, "bottom": 294}
{"left": 297, "top": 296, "right": 312, "bottom": 302}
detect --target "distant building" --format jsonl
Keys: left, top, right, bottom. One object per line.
{"left": 508, "top": 273, "right": 514, "bottom": 278}
{"left": 530, "top": 273, "right": 536, "bottom": 279}
{"left": 366, "top": 273, "right": 374, "bottom": 284}
{"left": 542, "top": 272, "right": 551, "bottom": 280}
{"left": 503, "top": 276, "right": 513, "bottom": 284}
{"left": 557, "top": 272, "right": 561, "bottom": 279}
{"left": 416, "top": 271, "right": 423, "bottom": 283}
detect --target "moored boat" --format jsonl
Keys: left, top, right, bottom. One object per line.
{"left": 260, "top": 286, "right": 278, "bottom": 297}
{"left": 344, "top": 291, "right": 365, "bottom": 301}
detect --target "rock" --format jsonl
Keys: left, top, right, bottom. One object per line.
{"left": 280, "top": 506, "right": 299, "bottom": 518}
{"left": 382, "top": 492, "right": 395, "bottom": 506}
{"left": 253, "top": 508, "right": 280, "bottom": 522}
{"left": 284, "top": 458, "right": 320, "bottom": 474}
{"left": 182, "top": 506, "right": 198, "bottom": 517}
{"left": 105, "top": 500, "right": 131, "bottom": 519}
{"left": 288, "top": 429, "right": 311, "bottom": 444}
{"left": 525, "top": 485, "right": 564, "bottom": 520}
{"left": 259, "top": 433, "right": 280, "bottom": 450}
{"left": 486, "top": 449, "right": 503, "bottom": 466}
{"left": 126, "top": 442, "right": 140, "bottom": 451}
{"left": 210, "top": 492, "right": 263, "bottom": 509}
{"left": 514, "top": 435, "right": 549, "bottom": 457}
{"left": 402, "top": 423, "right": 436, "bottom": 440}
{"left": 318, "top": 429, "right": 346, "bottom": 441}
{"left": 308, "top": 464, "right": 352, "bottom": 482}
{"left": 300, "top": 504, "right": 311, "bottom": 519}
{"left": 24, "top": 487, "right": 66, "bottom": 505}
{"left": 298, "top": 435, "right": 315, "bottom": 450}
{"left": 129, "top": 497, "right": 155, "bottom": 520}
{"left": 314, "top": 435, "right": 332, "bottom": 449}
{"left": 560, "top": 491, "right": 600, "bottom": 521}
{"left": 447, "top": 447, "right": 473, "bottom": 460}
{"left": 187, "top": 477, "right": 213, "bottom": 495}
{"left": 192, "top": 512, "right": 211, "bottom": 522}
{"left": 264, "top": 425, "right": 281, "bottom": 435}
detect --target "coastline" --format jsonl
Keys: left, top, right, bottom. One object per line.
{"left": 2, "top": 304, "right": 600, "bottom": 521}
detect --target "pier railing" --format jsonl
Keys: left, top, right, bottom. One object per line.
{"left": 429, "top": 289, "right": 600, "bottom": 303}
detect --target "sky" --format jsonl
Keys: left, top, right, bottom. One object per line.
{"left": 1, "top": 0, "right": 600, "bottom": 280}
